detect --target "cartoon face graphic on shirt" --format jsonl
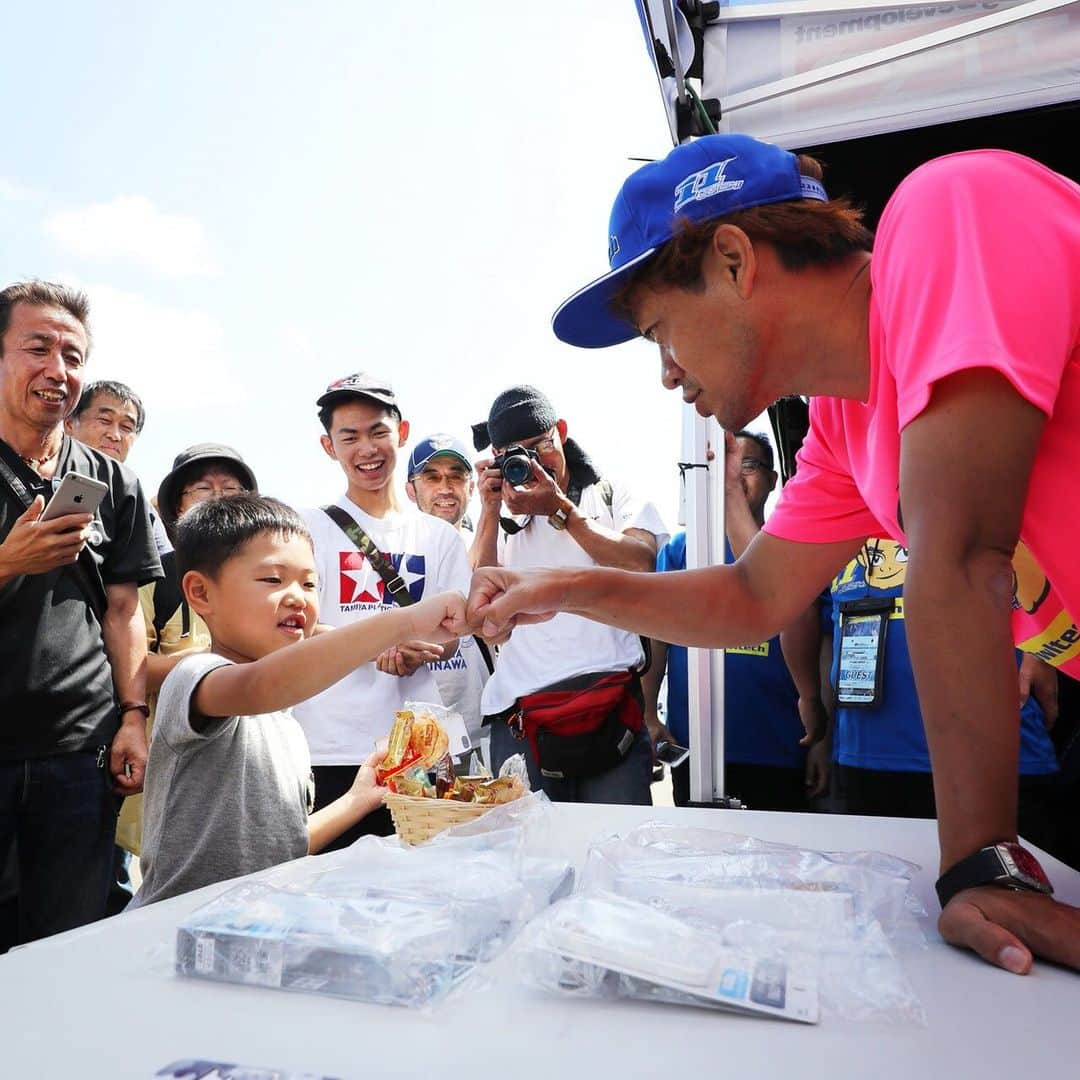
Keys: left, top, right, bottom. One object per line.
{"left": 1012, "top": 541, "right": 1050, "bottom": 616}
{"left": 857, "top": 540, "right": 909, "bottom": 588}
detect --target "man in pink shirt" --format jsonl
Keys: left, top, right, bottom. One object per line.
{"left": 467, "top": 133, "right": 1080, "bottom": 975}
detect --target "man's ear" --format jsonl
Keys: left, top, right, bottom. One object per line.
{"left": 319, "top": 433, "right": 337, "bottom": 461}
{"left": 708, "top": 224, "right": 757, "bottom": 299}
{"left": 64, "top": 417, "right": 77, "bottom": 436}
{"left": 556, "top": 419, "right": 568, "bottom": 442}
{"left": 404, "top": 480, "right": 418, "bottom": 505}
{"left": 397, "top": 419, "right": 410, "bottom": 446}
{"left": 183, "top": 570, "right": 214, "bottom": 617}
{"left": 765, "top": 469, "right": 778, "bottom": 495}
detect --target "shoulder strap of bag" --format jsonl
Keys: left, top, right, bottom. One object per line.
{"left": 321, "top": 504, "right": 414, "bottom": 608}
{"left": 0, "top": 454, "right": 107, "bottom": 623}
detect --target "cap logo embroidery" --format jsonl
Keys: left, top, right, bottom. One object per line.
{"left": 608, "top": 234, "right": 620, "bottom": 261}
{"left": 429, "top": 435, "right": 454, "bottom": 450}
{"left": 673, "top": 157, "right": 744, "bottom": 212}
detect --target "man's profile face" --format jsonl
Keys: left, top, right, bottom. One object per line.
{"left": 631, "top": 250, "right": 770, "bottom": 432}
{"left": 320, "top": 399, "right": 408, "bottom": 493}
{"left": 735, "top": 435, "right": 776, "bottom": 521}
{"left": 407, "top": 454, "right": 474, "bottom": 527}
{"left": 65, "top": 392, "right": 140, "bottom": 462}
{"left": 0, "top": 302, "right": 88, "bottom": 432}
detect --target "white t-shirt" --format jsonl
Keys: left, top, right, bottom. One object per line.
{"left": 480, "top": 478, "right": 669, "bottom": 714}
{"left": 430, "top": 632, "right": 490, "bottom": 749}
{"left": 295, "top": 498, "right": 472, "bottom": 764}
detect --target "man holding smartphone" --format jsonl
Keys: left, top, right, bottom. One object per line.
{"left": 0, "top": 281, "right": 161, "bottom": 948}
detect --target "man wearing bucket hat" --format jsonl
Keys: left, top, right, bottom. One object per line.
{"left": 405, "top": 434, "right": 491, "bottom": 761}
{"left": 468, "top": 134, "right": 1080, "bottom": 973}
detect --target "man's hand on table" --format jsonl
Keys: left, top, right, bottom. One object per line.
{"left": 939, "top": 887, "right": 1080, "bottom": 974}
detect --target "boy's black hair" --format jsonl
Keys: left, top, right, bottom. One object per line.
{"left": 317, "top": 397, "right": 401, "bottom": 435}
{"left": 734, "top": 429, "right": 775, "bottom": 471}
{"left": 175, "top": 494, "right": 313, "bottom": 580}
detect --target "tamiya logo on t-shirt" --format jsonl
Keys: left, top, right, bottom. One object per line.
{"left": 674, "top": 157, "right": 744, "bottom": 212}
{"left": 338, "top": 551, "right": 426, "bottom": 609}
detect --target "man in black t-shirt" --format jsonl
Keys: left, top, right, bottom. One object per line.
{"left": 0, "top": 281, "right": 161, "bottom": 947}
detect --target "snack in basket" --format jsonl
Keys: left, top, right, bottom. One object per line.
{"left": 378, "top": 709, "right": 450, "bottom": 785}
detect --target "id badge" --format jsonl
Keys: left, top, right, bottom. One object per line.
{"left": 837, "top": 598, "right": 893, "bottom": 707}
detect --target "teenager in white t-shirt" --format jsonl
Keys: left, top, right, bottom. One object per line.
{"left": 472, "top": 385, "right": 668, "bottom": 804}
{"left": 294, "top": 373, "right": 471, "bottom": 845}
{"left": 405, "top": 434, "right": 492, "bottom": 763}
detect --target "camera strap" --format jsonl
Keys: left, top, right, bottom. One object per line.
{"left": 321, "top": 504, "right": 415, "bottom": 608}
{"left": 0, "top": 448, "right": 107, "bottom": 624}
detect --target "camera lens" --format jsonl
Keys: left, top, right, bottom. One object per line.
{"left": 501, "top": 455, "right": 532, "bottom": 487}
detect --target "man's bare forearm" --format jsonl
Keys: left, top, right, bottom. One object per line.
{"left": 470, "top": 510, "right": 501, "bottom": 569}
{"left": 540, "top": 533, "right": 856, "bottom": 648}
{"left": 563, "top": 511, "right": 656, "bottom": 572}
{"left": 905, "top": 550, "right": 1020, "bottom": 871}
{"left": 103, "top": 585, "right": 148, "bottom": 707}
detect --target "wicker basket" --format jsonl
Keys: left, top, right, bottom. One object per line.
{"left": 385, "top": 792, "right": 493, "bottom": 845}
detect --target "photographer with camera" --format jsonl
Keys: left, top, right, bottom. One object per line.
{"left": 471, "top": 385, "right": 667, "bottom": 804}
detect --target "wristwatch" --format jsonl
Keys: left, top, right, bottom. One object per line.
{"left": 935, "top": 841, "right": 1053, "bottom": 909}
{"left": 548, "top": 504, "right": 571, "bottom": 531}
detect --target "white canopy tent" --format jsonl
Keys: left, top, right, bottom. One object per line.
{"left": 639, "top": 0, "right": 1080, "bottom": 804}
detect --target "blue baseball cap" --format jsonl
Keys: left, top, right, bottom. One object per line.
{"left": 551, "top": 134, "right": 828, "bottom": 349}
{"left": 407, "top": 434, "right": 473, "bottom": 479}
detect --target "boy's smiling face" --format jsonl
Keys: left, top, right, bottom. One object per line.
{"left": 320, "top": 399, "right": 409, "bottom": 499}
{"left": 187, "top": 530, "right": 320, "bottom": 664}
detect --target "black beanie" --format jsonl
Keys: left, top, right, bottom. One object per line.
{"left": 472, "top": 385, "right": 558, "bottom": 451}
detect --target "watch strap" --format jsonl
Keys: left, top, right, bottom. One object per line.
{"left": 935, "top": 843, "right": 1052, "bottom": 908}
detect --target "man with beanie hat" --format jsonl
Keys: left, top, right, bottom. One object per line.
{"left": 472, "top": 385, "right": 667, "bottom": 804}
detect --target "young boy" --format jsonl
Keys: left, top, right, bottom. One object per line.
{"left": 130, "top": 494, "right": 467, "bottom": 908}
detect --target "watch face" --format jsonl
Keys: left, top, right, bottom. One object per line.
{"left": 998, "top": 843, "right": 1052, "bottom": 891}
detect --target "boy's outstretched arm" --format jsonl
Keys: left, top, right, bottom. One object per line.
{"left": 308, "top": 749, "right": 387, "bottom": 853}
{"left": 193, "top": 592, "right": 469, "bottom": 720}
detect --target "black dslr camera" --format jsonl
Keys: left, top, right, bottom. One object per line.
{"left": 494, "top": 445, "right": 541, "bottom": 487}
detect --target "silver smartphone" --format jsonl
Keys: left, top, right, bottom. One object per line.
{"left": 655, "top": 740, "right": 690, "bottom": 768}
{"left": 40, "top": 472, "right": 109, "bottom": 521}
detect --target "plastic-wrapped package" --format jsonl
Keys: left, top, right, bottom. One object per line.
{"left": 560, "top": 824, "right": 928, "bottom": 1024}
{"left": 521, "top": 893, "right": 820, "bottom": 1023}
{"left": 583, "top": 823, "right": 925, "bottom": 942}
{"left": 176, "top": 884, "right": 468, "bottom": 1006}
{"left": 522, "top": 889, "right": 926, "bottom": 1026}
{"left": 176, "top": 806, "right": 572, "bottom": 1006}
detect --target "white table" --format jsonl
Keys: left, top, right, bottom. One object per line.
{"left": 2, "top": 804, "right": 1077, "bottom": 1079}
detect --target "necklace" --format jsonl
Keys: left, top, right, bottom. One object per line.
{"left": 20, "top": 444, "right": 60, "bottom": 468}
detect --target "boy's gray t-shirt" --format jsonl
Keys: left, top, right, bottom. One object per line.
{"left": 131, "top": 652, "right": 314, "bottom": 909}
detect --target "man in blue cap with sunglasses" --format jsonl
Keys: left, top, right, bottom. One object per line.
{"left": 468, "top": 133, "right": 1080, "bottom": 976}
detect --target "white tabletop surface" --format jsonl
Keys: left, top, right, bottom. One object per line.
{"left": 2, "top": 803, "right": 1077, "bottom": 1079}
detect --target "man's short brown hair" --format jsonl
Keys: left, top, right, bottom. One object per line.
{"left": 612, "top": 154, "right": 873, "bottom": 320}
{"left": 0, "top": 280, "right": 91, "bottom": 356}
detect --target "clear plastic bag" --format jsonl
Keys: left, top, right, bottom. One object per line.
{"left": 175, "top": 808, "right": 572, "bottom": 1007}
{"left": 176, "top": 883, "right": 467, "bottom": 1007}
{"left": 557, "top": 824, "right": 928, "bottom": 1025}
{"left": 583, "top": 823, "right": 926, "bottom": 943}
{"left": 521, "top": 893, "right": 820, "bottom": 1022}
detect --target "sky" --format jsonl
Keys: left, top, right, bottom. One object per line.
{"left": 1, "top": 1, "right": 738, "bottom": 530}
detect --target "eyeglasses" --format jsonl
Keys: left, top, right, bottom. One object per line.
{"left": 740, "top": 458, "right": 769, "bottom": 474}
{"left": 522, "top": 434, "right": 557, "bottom": 454}
{"left": 181, "top": 483, "right": 247, "bottom": 498}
